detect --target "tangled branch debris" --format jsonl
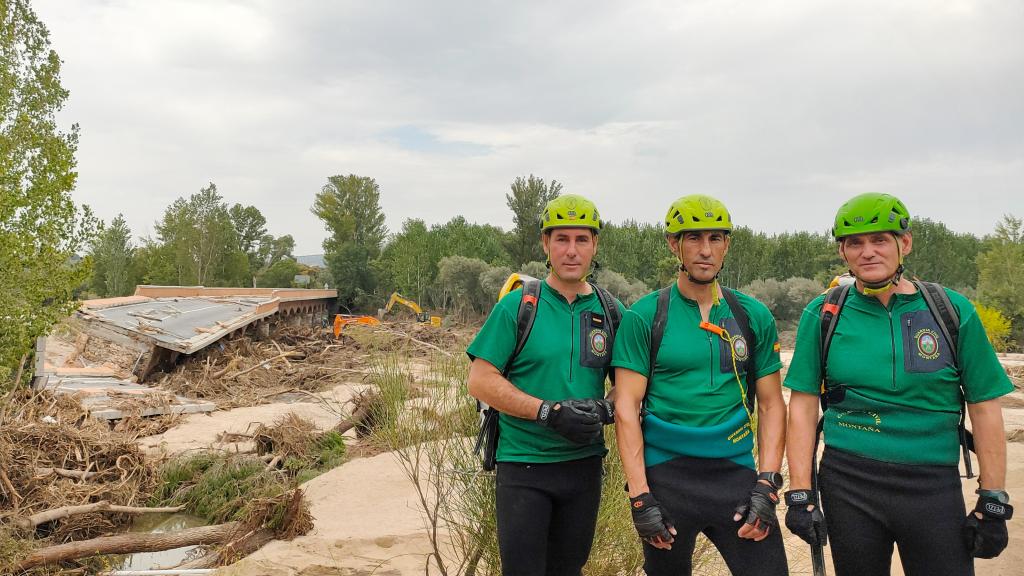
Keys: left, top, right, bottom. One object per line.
{"left": 0, "top": 390, "right": 157, "bottom": 542}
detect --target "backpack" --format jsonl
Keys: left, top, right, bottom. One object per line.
{"left": 818, "top": 280, "right": 974, "bottom": 477}
{"left": 474, "top": 279, "right": 622, "bottom": 471}
{"left": 646, "top": 285, "right": 758, "bottom": 415}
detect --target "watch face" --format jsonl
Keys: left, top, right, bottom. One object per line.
{"left": 760, "top": 472, "right": 783, "bottom": 489}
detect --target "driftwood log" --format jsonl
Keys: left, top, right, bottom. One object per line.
{"left": 9, "top": 521, "right": 242, "bottom": 572}
{"left": 15, "top": 501, "right": 186, "bottom": 531}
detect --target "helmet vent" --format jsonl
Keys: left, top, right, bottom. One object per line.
{"left": 869, "top": 215, "right": 879, "bottom": 224}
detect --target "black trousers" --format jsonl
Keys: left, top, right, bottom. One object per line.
{"left": 643, "top": 455, "right": 789, "bottom": 576}
{"left": 495, "top": 456, "right": 603, "bottom": 576}
{"left": 819, "top": 447, "right": 973, "bottom": 576}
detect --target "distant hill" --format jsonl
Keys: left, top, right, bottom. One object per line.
{"left": 296, "top": 254, "right": 325, "bottom": 268}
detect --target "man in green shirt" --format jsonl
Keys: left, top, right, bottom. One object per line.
{"left": 612, "top": 195, "right": 789, "bottom": 576}
{"left": 785, "top": 192, "right": 1014, "bottom": 576}
{"left": 467, "top": 194, "right": 623, "bottom": 576}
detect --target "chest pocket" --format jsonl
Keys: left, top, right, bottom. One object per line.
{"left": 900, "top": 310, "right": 955, "bottom": 374}
{"left": 579, "top": 311, "right": 612, "bottom": 369}
{"left": 718, "top": 317, "right": 752, "bottom": 375}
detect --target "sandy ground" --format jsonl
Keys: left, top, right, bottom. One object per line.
{"left": 215, "top": 451, "right": 435, "bottom": 576}
{"left": 140, "top": 382, "right": 369, "bottom": 456}
{"left": 161, "top": 352, "right": 1022, "bottom": 576}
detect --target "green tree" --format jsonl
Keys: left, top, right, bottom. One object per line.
{"left": 505, "top": 175, "right": 561, "bottom": 267}
{"left": 905, "top": 218, "right": 982, "bottom": 290}
{"left": 434, "top": 216, "right": 510, "bottom": 266}
{"left": 718, "top": 227, "right": 770, "bottom": 288}
{"left": 256, "top": 258, "right": 301, "bottom": 288}
{"left": 1, "top": 0, "right": 98, "bottom": 386}
{"left": 598, "top": 220, "right": 666, "bottom": 288}
{"left": 154, "top": 183, "right": 249, "bottom": 286}
{"left": 229, "top": 203, "right": 267, "bottom": 278}
{"left": 264, "top": 234, "right": 295, "bottom": 266}
{"left": 89, "top": 214, "right": 135, "bottom": 297}
{"left": 377, "top": 219, "right": 436, "bottom": 303}
{"left": 312, "top": 175, "right": 387, "bottom": 310}
{"left": 437, "top": 255, "right": 491, "bottom": 316}
{"left": 976, "top": 214, "right": 1024, "bottom": 347}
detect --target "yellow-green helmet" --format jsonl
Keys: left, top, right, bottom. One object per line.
{"left": 832, "top": 192, "right": 910, "bottom": 240}
{"left": 664, "top": 194, "right": 733, "bottom": 235}
{"left": 541, "top": 194, "right": 602, "bottom": 233}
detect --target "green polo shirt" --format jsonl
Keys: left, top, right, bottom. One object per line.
{"left": 611, "top": 284, "right": 781, "bottom": 469}
{"left": 467, "top": 281, "right": 625, "bottom": 464}
{"left": 784, "top": 286, "right": 1013, "bottom": 466}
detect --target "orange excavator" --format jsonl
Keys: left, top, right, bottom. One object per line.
{"left": 333, "top": 314, "right": 380, "bottom": 337}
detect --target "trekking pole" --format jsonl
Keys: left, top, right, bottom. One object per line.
{"left": 810, "top": 421, "right": 827, "bottom": 576}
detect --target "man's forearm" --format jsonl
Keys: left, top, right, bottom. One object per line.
{"left": 615, "top": 400, "right": 650, "bottom": 497}
{"left": 968, "top": 399, "right": 1008, "bottom": 491}
{"left": 756, "top": 400, "right": 786, "bottom": 473}
{"left": 467, "top": 360, "right": 542, "bottom": 420}
{"left": 786, "top": 391, "right": 820, "bottom": 489}
{"left": 613, "top": 368, "right": 651, "bottom": 497}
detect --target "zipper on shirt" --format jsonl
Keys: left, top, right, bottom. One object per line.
{"left": 568, "top": 300, "right": 575, "bottom": 381}
{"left": 707, "top": 332, "right": 715, "bottom": 390}
{"left": 888, "top": 308, "right": 897, "bottom": 390}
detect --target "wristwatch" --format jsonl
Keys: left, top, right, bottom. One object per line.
{"left": 977, "top": 489, "right": 1010, "bottom": 504}
{"left": 757, "top": 471, "right": 784, "bottom": 490}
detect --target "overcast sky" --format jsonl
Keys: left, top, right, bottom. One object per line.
{"left": 35, "top": 0, "right": 1024, "bottom": 255}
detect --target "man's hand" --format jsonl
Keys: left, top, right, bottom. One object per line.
{"left": 734, "top": 482, "right": 779, "bottom": 541}
{"left": 784, "top": 489, "right": 827, "bottom": 546}
{"left": 561, "top": 398, "right": 615, "bottom": 424}
{"left": 630, "top": 492, "right": 677, "bottom": 549}
{"left": 536, "top": 400, "right": 603, "bottom": 444}
{"left": 963, "top": 495, "right": 1013, "bottom": 558}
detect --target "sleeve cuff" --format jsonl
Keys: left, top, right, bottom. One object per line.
{"left": 610, "top": 360, "right": 649, "bottom": 379}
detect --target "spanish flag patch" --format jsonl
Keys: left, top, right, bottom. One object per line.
{"left": 773, "top": 342, "right": 781, "bottom": 353}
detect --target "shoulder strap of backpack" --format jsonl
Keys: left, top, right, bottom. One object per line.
{"left": 503, "top": 279, "right": 541, "bottom": 378}
{"left": 915, "top": 281, "right": 960, "bottom": 365}
{"left": 648, "top": 286, "right": 672, "bottom": 383}
{"left": 590, "top": 282, "right": 622, "bottom": 340}
{"left": 721, "top": 287, "right": 757, "bottom": 413}
{"left": 914, "top": 280, "right": 973, "bottom": 476}
{"left": 819, "top": 283, "right": 852, "bottom": 392}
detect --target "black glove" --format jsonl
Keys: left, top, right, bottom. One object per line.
{"left": 784, "top": 489, "right": 827, "bottom": 546}
{"left": 594, "top": 398, "right": 615, "bottom": 424}
{"left": 963, "top": 495, "right": 1013, "bottom": 559}
{"left": 630, "top": 492, "right": 675, "bottom": 546}
{"left": 735, "top": 482, "right": 780, "bottom": 533}
{"left": 559, "top": 398, "right": 615, "bottom": 424}
{"left": 536, "top": 400, "right": 602, "bottom": 444}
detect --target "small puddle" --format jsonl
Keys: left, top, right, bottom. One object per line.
{"left": 119, "top": 512, "right": 207, "bottom": 570}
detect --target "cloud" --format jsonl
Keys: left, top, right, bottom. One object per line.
{"left": 33, "top": 0, "right": 1024, "bottom": 254}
